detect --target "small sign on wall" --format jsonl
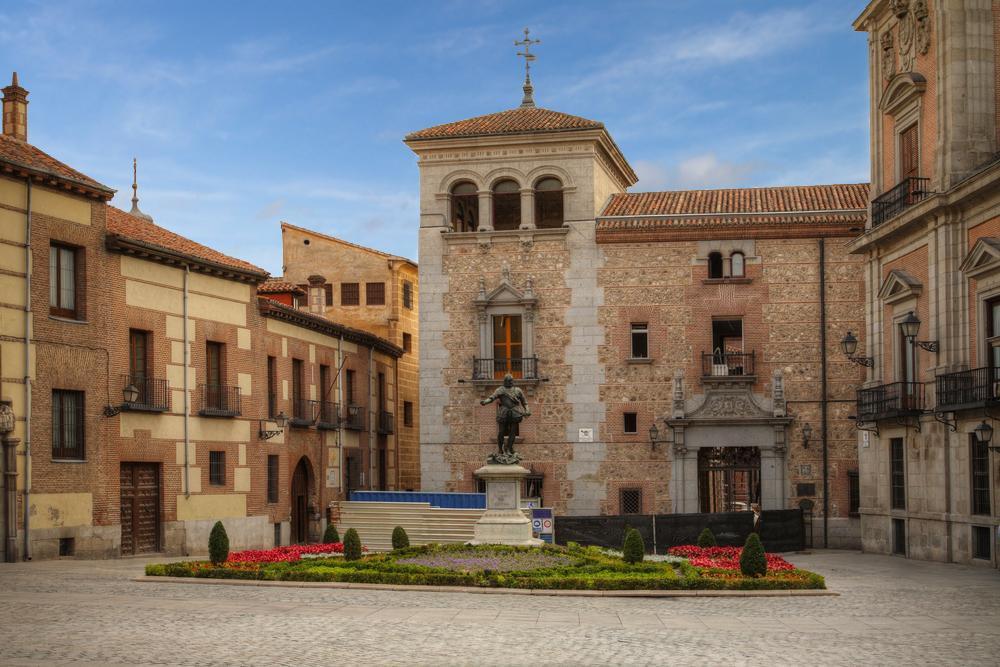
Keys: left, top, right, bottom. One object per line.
{"left": 578, "top": 428, "right": 594, "bottom": 442}
{"left": 862, "top": 431, "right": 870, "bottom": 448}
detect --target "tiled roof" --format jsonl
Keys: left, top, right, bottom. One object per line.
{"left": 106, "top": 206, "right": 267, "bottom": 277}
{"left": 0, "top": 134, "right": 113, "bottom": 197}
{"left": 601, "top": 184, "right": 870, "bottom": 218}
{"left": 259, "top": 279, "right": 305, "bottom": 295}
{"left": 406, "top": 106, "right": 604, "bottom": 141}
{"left": 258, "top": 298, "right": 403, "bottom": 358}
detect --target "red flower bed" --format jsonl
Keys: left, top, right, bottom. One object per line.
{"left": 227, "top": 543, "right": 347, "bottom": 564}
{"left": 667, "top": 545, "right": 795, "bottom": 571}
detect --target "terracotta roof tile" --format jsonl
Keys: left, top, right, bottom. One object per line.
{"left": 601, "top": 183, "right": 870, "bottom": 218}
{"left": 259, "top": 279, "right": 305, "bottom": 295}
{"left": 0, "top": 134, "right": 113, "bottom": 196}
{"left": 406, "top": 106, "right": 603, "bottom": 141}
{"left": 106, "top": 206, "right": 267, "bottom": 276}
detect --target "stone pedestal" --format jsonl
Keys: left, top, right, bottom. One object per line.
{"left": 469, "top": 463, "right": 543, "bottom": 546}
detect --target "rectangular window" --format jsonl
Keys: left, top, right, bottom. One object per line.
{"left": 971, "top": 435, "right": 991, "bottom": 516}
{"left": 848, "top": 470, "right": 860, "bottom": 517}
{"left": 52, "top": 390, "right": 84, "bottom": 459}
{"left": 402, "top": 332, "right": 412, "bottom": 353}
{"left": 324, "top": 283, "right": 334, "bottom": 306}
{"left": 267, "top": 455, "right": 279, "bottom": 503}
{"left": 366, "top": 282, "right": 385, "bottom": 306}
{"left": 972, "top": 526, "right": 992, "bottom": 561}
{"left": 890, "top": 438, "right": 906, "bottom": 510}
{"left": 267, "top": 356, "right": 277, "bottom": 418}
{"left": 292, "top": 359, "right": 304, "bottom": 419}
{"left": 129, "top": 329, "right": 149, "bottom": 380}
{"left": 892, "top": 518, "right": 906, "bottom": 555}
{"left": 209, "top": 451, "right": 226, "bottom": 486}
{"left": 341, "top": 282, "right": 360, "bottom": 306}
{"left": 899, "top": 123, "right": 919, "bottom": 179}
{"left": 620, "top": 488, "right": 642, "bottom": 515}
{"left": 403, "top": 281, "right": 413, "bottom": 309}
{"left": 274, "top": 522, "right": 282, "bottom": 547}
{"left": 898, "top": 322, "right": 916, "bottom": 384}
{"left": 377, "top": 372, "right": 386, "bottom": 411}
{"left": 345, "top": 369, "right": 355, "bottom": 405}
{"left": 49, "top": 243, "right": 79, "bottom": 318}
{"left": 403, "top": 401, "right": 413, "bottom": 427}
{"left": 630, "top": 323, "right": 648, "bottom": 359}
{"left": 623, "top": 412, "right": 638, "bottom": 434}
{"left": 492, "top": 314, "right": 524, "bottom": 378}
{"left": 206, "top": 341, "right": 224, "bottom": 410}
{"left": 320, "top": 364, "right": 331, "bottom": 404}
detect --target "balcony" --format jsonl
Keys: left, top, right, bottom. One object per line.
{"left": 121, "top": 375, "right": 169, "bottom": 412}
{"left": 378, "top": 410, "right": 394, "bottom": 435}
{"left": 198, "top": 384, "right": 241, "bottom": 417}
{"left": 471, "top": 357, "right": 539, "bottom": 383}
{"left": 317, "top": 401, "right": 340, "bottom": 430}
{"left": 290, "top": 398, "right": 317, "bottom": 427}
{"left": 935, "top": 367, "right": 1000, "bottom": 413}
{"left": 344, "top": 405, "right": 364, "bottom": 431}
{"left": 857, "top": 382, "right": 925, "bottom": 422}
{"left": 702, "top": 351, "right": 756, "bottom": 382}
{"left": 871, "top": 177, "right": 931, "bottom": 228}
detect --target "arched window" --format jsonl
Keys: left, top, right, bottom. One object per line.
{"left": 450, "top": 182, "right": 479, "bottom": 232}
{"left": 730, "top": 251, "right": 745, "bottom": 277}
{"left": 534, "top": 177, "right": 564, "bottom": 228}
{"left": 492, "top": 179, "right": 521, "bottom": 231}
{"left": 708, "top": 252, "right": 724, "bottom": 279}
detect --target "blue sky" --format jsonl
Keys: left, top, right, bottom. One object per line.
{"left": 0, "top": 1, "right": 870, "bottom": 274}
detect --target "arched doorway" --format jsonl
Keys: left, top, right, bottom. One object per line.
{"left": 290, "top": 457, "right": 314, "bottom": 544}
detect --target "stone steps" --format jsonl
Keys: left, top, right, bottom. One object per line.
{"left": 335, "top": 501, "right": 486, "bottom": 551}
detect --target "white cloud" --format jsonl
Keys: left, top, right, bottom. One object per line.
{"left": 634, "top": 153, "right": 758, "bottom": 190}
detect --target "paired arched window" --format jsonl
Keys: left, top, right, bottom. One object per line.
{"left": 450, "top": 182, "right": 479, "bottom": 232}
{"left": 534, "top": 177, "right": 564, "bottom": 228}
{"left": 708, "top": 252, "right": 724, "bottom": 279}
{"left": 492, "top": 180, "right": 521, "bottom": 231}
{"left": 730, "top": 251, "right": 745, "bottom": 277}
{"left": 707, "top": 250, "right": 747, "bottom": 279}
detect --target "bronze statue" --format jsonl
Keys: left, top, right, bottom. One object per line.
{"left": 480, "top": 374, "right": 530, "bottom": 464}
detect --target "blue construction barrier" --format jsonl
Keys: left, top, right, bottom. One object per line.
{"left": 348, "top": 490, "right": 486, "bottom": 509}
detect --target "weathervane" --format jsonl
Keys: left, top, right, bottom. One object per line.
{"left": 515, "top": 27, "right": 540, "bottom": 108}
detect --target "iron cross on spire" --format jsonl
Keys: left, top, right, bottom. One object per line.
{"left": 515, "top": 27, "right": 540, "bottom": 107}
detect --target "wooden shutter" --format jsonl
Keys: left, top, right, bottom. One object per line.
{"left": 900, "top": 124, "right": 919, "bottom": 179}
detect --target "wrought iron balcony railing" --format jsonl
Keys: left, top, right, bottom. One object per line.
{"left": 317, "top": 401, "right": 340, "bottom": 429}
{"left": 871, "top": 177, "right": 931, "bottom": 228}
{"left": 344, "top": 405, "right": 364, "bottom": 431}
{"left": 702, "top": 351, "right": 755, "bottom": 378}
{"left": 378, "top": 410, "right": 394, "bottom": 435}
{"left": 935, "top": 367, "right": 1000, "bottom": 412}
{"left": 857, "top": 381, "right": 925, "bottom": 422}
{"left": 472, "top": 357, "right": 539, "bottom": 381}
{"left": 290, "top": 398, "right": 317, "bottom": 426}
{"left": 121, "top": 374, "right": 169, "bottom": 412}
{"left": 198, "top": 384, "right": 241, "bottom": 417}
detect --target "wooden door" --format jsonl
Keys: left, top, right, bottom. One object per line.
{"left": 291, "top": 458, "right": 310, "bottom": 543}
{"left": 120, "top": 463, "right": 160, "bottom": 555}
{"left": 129, "top": 330, "right": 148, "bottom": 403}
{"left": 900, "top": 124, "right": 919, "bottom": 180}
{"left": 206, "top": 341, "right": 223, "bottom": 409}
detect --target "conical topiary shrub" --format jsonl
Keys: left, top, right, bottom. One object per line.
{"left": 323, "top": 523, "right": 340, "bottom": 544}
{"left": 622, "top": 527, "right": 645, "bottom": 564}
{"left": 343, "top": 527, "right": 362, "bottom": 561}
{"left": 208, "top": 521, "right": 229, "bottom": 565}
{"left": 739, "top": 532, "right": 767, "bottom": 577}
{"left": 391, "top": 525, "right": 410, "bottom": 550}
{"left": 697, "top": 527, "right": 717, "bottom": 548}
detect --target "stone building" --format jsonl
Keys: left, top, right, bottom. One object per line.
{"left": 849, "top": 0, "right": 1000, "bottom": 566}
{"left": 280, "top": 223, "right": 420, "bottom": 491}
{"left": 0, "top": 74, "right": 402, "bottom": 560}
{"left": 406, "top": 81, "right": 869, "bottom": 546}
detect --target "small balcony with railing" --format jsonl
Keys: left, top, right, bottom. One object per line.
{"left": 317, "top": 401, "right": 340, "bottom": 430}
{"left": 701, "top": 351, "right": 756, "bottom": 383}
{"left": 290, "top": 398, "right": 317, "bottom": 427}
{"left": 344, "top": 405, "right": 365, "bottom": 431}
{"left": 121, "top": 375, "right": 169, "bottom": 412}
{"left": 471, "top": 357, "right": 539, "bottom": 385}
{"left": 871, "top": 177, "right": 931, "bottom": 228}
{"left": 378, "top": 410, "right": 394, "bottom": 435}
{"left": 935, "top": 367, "right": 1000, "bottom": 413}
{"left": 197, "top": 384, "right": 241, "bottom": 417}
{"left": 856, "top": 382, "right": 925, "bottom": 422}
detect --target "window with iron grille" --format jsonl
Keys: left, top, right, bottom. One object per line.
{"left": 402, "top": 332, "right": 412, "bottom": 353}
{"left": 52, "top": 390, "right": 84, "bottom": 460}
{"left": 403, "top": 401, "right": 413, "bottom": 427}
{"left": 971, "top": 434, "right": 991, "bottom": 515}
{"left": 341, "top": 282, "right": 359, "bottom": 306}
{"left": 324, "top": 283, "right": 334, "bottom": 306}
{"left": 209, "top": 451, "right": 226, "bottom": 486}
{"left": 890, "top": 438, "right": 905, "bottom": 510}
{"left": 403, "top": 281, "right": 413, "bottom": 309}
{"left": 623, "top": 412, "right": 638, "bottom": 434}
{"left": 49, "top": 243, "right": 82, "bottom": 319}
{"left": 972, "top": 526, "right": 991, "bottom": 561}
{"left": 847, "top": 470, "right": 860, "bottom": 517}
{"left": 366, "top": 282, "right": 385, "bottom": 305}
{"left": 620, "top": 488, "right": 642, "bottom": 515}
{"left": 630, "top": 324, "right": 648, "bottom": 359}
{"left": 267, "top": 455, "right": 279, "bottom": 503}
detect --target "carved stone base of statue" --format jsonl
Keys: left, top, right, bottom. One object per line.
{"left": 469, "top": 463, "right": 543, "bottom": 547}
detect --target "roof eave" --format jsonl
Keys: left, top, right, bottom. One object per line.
{"left": 258, "top": 298, "right": 403, "bottom": 358}
{"left": 106, "top": 233, "right": 269, "bottom": 284}
{"left": 0, "top": 156, "right": 115, "bottom": 200}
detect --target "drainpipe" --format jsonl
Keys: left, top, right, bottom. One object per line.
{"left": 368, "top": 346, "right": 374, "bottom": 489}
{"left": 819, "top": 237, "right": 829, "bottom": 549}
{"left": 183, "top": 264, "right": 191, "bottom": 498}
{"left": 22, "top": 179, "right": 32, "bottom": 560}
{"left": 338, "top": 335, "right": 344, "bottom": 498}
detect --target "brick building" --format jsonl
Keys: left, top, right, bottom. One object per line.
{"left": 848, "top": 0, "right": 1000, "bottom": 566}
{"left": 0, "top": 74, "right": 402, "bottom": 560}
{"left": 407, "top": 79, "right": 869, "bottom": 546}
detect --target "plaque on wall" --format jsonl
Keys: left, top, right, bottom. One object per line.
{"left": 578, "top": 428, "right": 594, "bottom": 442}
{"left": 487, "top": 481, "right": 517, "bottom": 510}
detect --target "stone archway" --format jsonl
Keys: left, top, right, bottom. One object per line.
{"left": 290, "top": 457, "right": 315, "bottom": 544}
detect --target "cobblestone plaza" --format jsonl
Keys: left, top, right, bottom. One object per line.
{"left": 1, "top": 551, "right": 998, "bottom": 665}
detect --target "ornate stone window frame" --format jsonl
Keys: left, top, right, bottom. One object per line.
{"left": 472, "top": 264, "right": 538, "bottom": 387}
{"left": 962, "top": 239, "right": 1000, "bottom": 368}
{"left": 880, "top": 73, "right": 926, "bottom": 183}
{"left": 878, "top": 269, "right": 923, "bottom": 305}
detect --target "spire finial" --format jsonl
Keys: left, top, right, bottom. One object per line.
{"left": 129, "top": 158, "right": 153, "bottom": 222}
{"left": 11, "top": 72, "right": 18, "bottom": 87}
{"left": 515, "top": 27, "right": 540, "bottom": 108}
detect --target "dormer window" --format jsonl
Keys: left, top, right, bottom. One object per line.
{"left": 730, "top": 251, "right": 745, "bottom": 277}
{"left": 450, "top": 182, "right": 479, "bottom": 232}
{"left": 492, "top": 179, "right": 521, "bottom": 231}
{"left": 708, "top": 252, "right": 724, "bottom": 279}
{"left": 534, "top": 177, "right": 563, "bottom": 228}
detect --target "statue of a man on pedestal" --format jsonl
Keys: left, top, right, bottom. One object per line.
{"left": 480, "top": 374, "right": 530, "bottom": 464}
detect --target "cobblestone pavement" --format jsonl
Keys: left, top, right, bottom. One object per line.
{"left": 1, "top": 550, "right": 998, "bottom": 666}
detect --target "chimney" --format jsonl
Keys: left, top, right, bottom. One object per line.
{"left": 2, "top": 72, "right": 28, "bottom": 141}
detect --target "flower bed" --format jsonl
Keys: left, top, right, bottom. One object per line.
{"left": 667, "top": 545, "right": 795, "bottom": 572}
{"left": 145, "top": 543, "right": 825, "bottom": 591}
{"left": 226, "top": 543, "right": 351, "bottom": 564}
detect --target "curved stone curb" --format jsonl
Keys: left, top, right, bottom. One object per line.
{"left": 133, "top": 576, "right": 838, "bottom": 597}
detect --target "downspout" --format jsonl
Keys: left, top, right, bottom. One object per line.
{"left": 183, "top": 264, "right": 191, "bottom": 499}
{"left": 22, "top": 179, "right": 32, "bottom": 560}
{"left": 368, "top": 346, "right": 374, "bottom": 489}
{"left": 338, "top": 335, "right": 344, "bottom": 497}
{"left": 393, "top": 353, "right": 399, "bottom": 490}
{"left": 819, "top": 237, "right": 829, "bottom": 549}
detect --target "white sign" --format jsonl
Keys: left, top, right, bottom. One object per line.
{"left": 578, "top": 428, "right": 594, "bottom": 442}
{"left": 862, "top": 431, "right": 870, "bottom": 448}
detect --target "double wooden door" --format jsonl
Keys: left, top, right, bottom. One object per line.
{"left": 120, "top": 463, "right": 160, "bottom": 555}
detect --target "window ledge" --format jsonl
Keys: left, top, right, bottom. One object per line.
{"left": 48, "top": 315, "right": 89, "bottom": 325}
{"left": 702, "top": 277, "right": 752, "bottom": 285}
{"left": 51, "top": 458, "right": 87, "bottom": 464}
{"left": 626, "top": 358, "right": 653, "bottom": 365}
